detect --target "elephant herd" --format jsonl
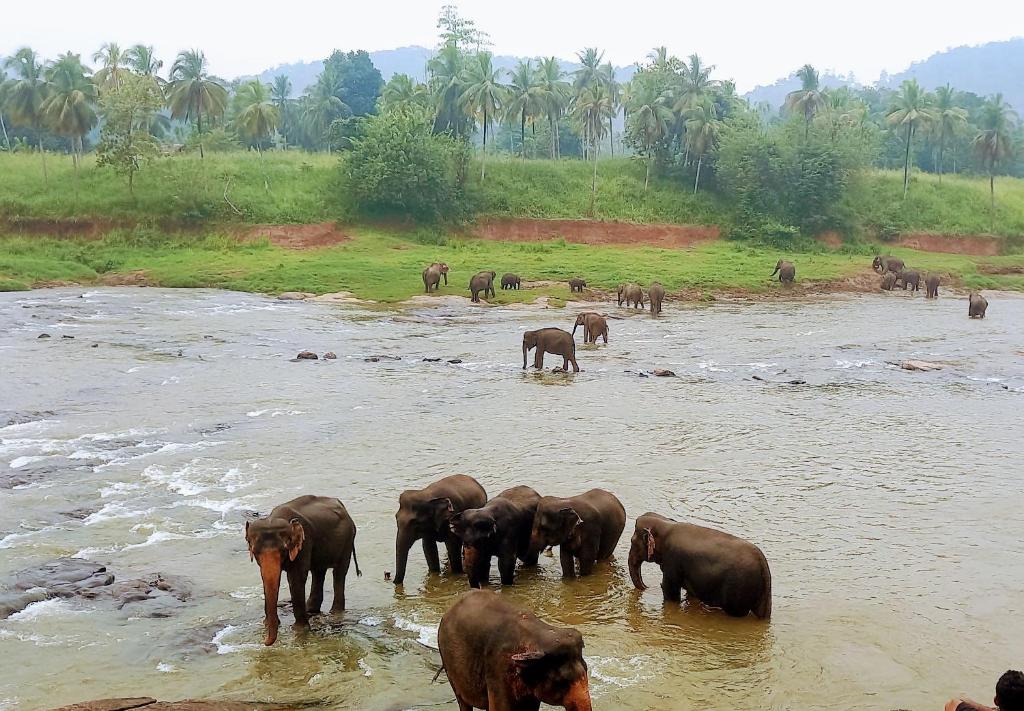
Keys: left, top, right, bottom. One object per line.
{"left": 244, "top": 474, "right": 772, "bottom": 710}
{"left": 873, "top": 254, "right": 990, "bottom": 317}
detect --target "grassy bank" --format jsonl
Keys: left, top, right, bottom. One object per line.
{"left": 3, "top": 228, "right": 1024, "bottom": 300}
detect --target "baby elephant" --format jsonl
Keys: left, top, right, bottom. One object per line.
{"left": 439, "top": 590, "right": 592, "bottom": 711}
{"left": 245, "top": 495, "right": 361, "bottom": 646}
{"left": 628, "top": 512, "right": 771, "bottom": 619}
{"left": 523, "top": 327, "right": 579, "bottom": 372}
{"left": 881, "top": 272, "right": 897, "bottom": 291}
{"left": 572, "top": 312, "right": 608, "bottom": 345}
{"left": 528, "top": 489, "right": 626, "bottom": 577}
{"left": 500, "top": 273, "right": 521, "bottom": 290}
{"left": 422, "top": 262, "right": 449, "bottom": 293}
{"left": 617, "top": 283, "right": 644, "bottom": 308}
{"left": 567, "top": 277, "right": 587, "bottom": 293}
{"left": 925, "top": 274, "right": 940, "bottom": 298}
{"left": 771, "top": 260, "right": 796, "bottom": 283}
{"left": 895, "top": 269, "right": 921, "bottom": 291}
{"left": 969, "top": 291, "right": 988, "bottom": 318}
{"left": 469, "top": 271, "right": 497, "bottom": 302}
{"left": 450, "top": 485, "right": 541, "bottom": 588}
{"left": 648, "top": 282, "right": 666, "bottom": 314}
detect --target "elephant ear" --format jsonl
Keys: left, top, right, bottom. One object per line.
{"left": 449, "top": 512, "right": 465, "bottom": 535}
{"left": 429, "top": 497, "right": 454, "bottom": 530}
{"left": 286, "top": 519, "right": 305, "bottom": 561}
{"left": 644, "top": 528, "right": 656, "bottom": 561}
{"left": 245, "top": 520, "right": 254, "bottom": 562}
{"left": 559, "top": 507, "right": 583, "bottom": 539}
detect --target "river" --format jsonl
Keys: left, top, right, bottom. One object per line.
{"left": 1, "top": 287, "right": 1021, "bottom": 711}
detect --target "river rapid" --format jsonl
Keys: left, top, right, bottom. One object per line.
{"left": 1, "top": 287, "right": 1022, "bottom": 711}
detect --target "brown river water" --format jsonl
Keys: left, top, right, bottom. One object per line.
{"left": 1, "top": 287, "right": 1022, "bottom": 710}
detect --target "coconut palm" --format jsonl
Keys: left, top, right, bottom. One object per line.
{"left": 0, "top": 77, "right": 13, "bottom": 152}
{"left": 537, "top": 56, "right": 569, "bottom": 159}
{"left": 165, "top": 49, "right": 228, "bottom": 158}
{"left": 628, "top": 81, "right": 673, "bottom": 190}
{"left": 3, "top": 47, "right": 50, "bottom": 178}
{"left": 382, "top": 73, "right": 429, "bottom": 110}
{"left": 932, "top": 84, "right": 967, "bottom": 182}
{"left": 93, "top": 42, "right": 128, "bottom": 92}
{"left": 972, "top": 94, "right": 1018, "bottom": 218}
{"left": 684, "top": 98, "right": 721, "bottom": 194}
{"left": 459, "top": 51, "right": 506, "bottom": 180}
{"left": 41, "top": 52, "right": 97, "bottom": 171}
{"left": 784, "top": 64, "right": 825, "bottom": 139}
{"left": 234, "top": 80, "right": 279, "bottom": 149}
{"left": 427, "top": 43, "right": 470, "bottom": 137}
{"left": 601, "top": 63, "right": 619, "bottom": 156}
{"left": 300, "top": 79, "right": 348, "bottom": 151}
{"left": 573, "top": 47, "right": 605, "bottom": 93}
{"left": 572, "top": 84, "right": 614, "bottom": 214}
{"left": 504, "top": 60, "right": 544, "bottom": 158}
{"left": 125, "top": 44, "right": 163, "bottom": 80}
{"left": 886, "top": 79, "right": 936, "bottom": 199}
{"left": 647, "top": 47, "right": 673, "bottom": 73}
{"left": 674, "top": 53, "right": 717, "bottom": 112}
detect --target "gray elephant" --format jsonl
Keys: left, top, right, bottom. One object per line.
{"left": 895, "top": 269, "right": 921, "bottom": 291}
{"left": 925, "top": 274, "right": 940, "bottom": 298}
{"left": 628, "top": 512, "right": 771, "bottom": 619}
{"left": 422, "top": 262, "right": 449, "bottom": 293}
{"left": 881, "top": 272, "right": 897, "bottom": 291}
{"left": 469, "top": 271, "right": 497, "bottom": 302}
{"left": 572, "top": 312, "right": 608, "bottom": 344}
{"left": 648, "top": 282, "right": 666, "bottom": 314}
{"left": 617, "top": 283, "right": 644, "bottom": 308}
{"left": 523, "top": 327, "right": 579, "bottom": 372}
{"left": 528, "top": 489, "right": 626, "bottom": 577}
{"left": 450, "top": 485, "right": 541, "bottom": 588}
{"left": 872, "top": 255, "right": 905, "bottom": 274}
{"left": 771, "top": 260, "right": 795, "bottom": 283}
{"left": 969, "top": 291, "right": 988, "bottom": 318}
{"left": 501, "top": 273, "right": 521, "bottom": 290}
{"left": 393, "top": 474, "right": 487, "bottom": 586}
{"left": 568, "top": 278, "right": 587, "bottom": 293}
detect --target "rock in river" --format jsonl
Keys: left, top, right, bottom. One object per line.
{"left": 295, "top": 351, "right": 318, "bottom": 360}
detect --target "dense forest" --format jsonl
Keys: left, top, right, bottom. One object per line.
{"left": 1, "top": 6, "right": 1021, "bottom": 236}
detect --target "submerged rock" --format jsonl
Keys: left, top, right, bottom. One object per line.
{"left": 365, "top": 355, "right": 401, "bottom": 362}
{"left": 652, "top": 369, "right": 676, "bottom": 377}
{"left": 37, "top": 333, "right": 51, "bottom": 339}
{"left": 295, "top": 351, "right": 318, "bottom": 360}
{"left": 323, "top": 352, "right": 337, "bottom": 360}
{"left": 894, "top": 359, "right": 944, "bottom": 372}
{"left": 422, "top": 357, "right": 442, "bottom": 362}
{"left": 447, "top": 359, "right": 463, "bottom": 364}
{"left": 276, "top": 292, "right": 314, "bottom": 301}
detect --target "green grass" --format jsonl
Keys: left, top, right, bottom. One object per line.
{"left": 3, "top": 228, "right": 1023, "bottom": 301}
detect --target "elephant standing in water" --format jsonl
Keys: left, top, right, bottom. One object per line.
{"left": 523, "top": 327, "right": 579, "bottom": 372}
{"left": 648, "top": 282, "right": 666, "bottom": 314}
{"left": 393, "top": 475, "right": 487, "bottom": 586}
{"left": 528, "top": 489, "right": 626, "bottom": 577}
{"left": 895, "top": 270, "right": 921, "bottom": 291}
{"left": 470, "top": 271, "right": 497, "bottom": 302}
{"left": 245, "top": 495, "right": 361, "bottom": 646}
{"left": 969, "top": 291, "right": 989, "bottom": 318}
{"left": 439, "top": 590, "right": 593, "bottom": 711}
{"left": 925, "top": 274, "right": 940, "bottom": 298}
{"left": 572, "top": 312, "right": 608, "bottom": 344}
{"left": 617, "top": 283, "right": 644, "bottom": 308}
{"left": 422, "top": 262, "right": 449, "bottom": 293}
{"left": 771, "top": 260, "right": 795, "bottom": 283}
{"left": 450, "top": 485, "right": 541, "bottom": 588}
{"left": 628, "top": 512, "right": 771, "bottom": 619}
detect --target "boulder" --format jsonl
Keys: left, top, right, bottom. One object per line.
{"left": 322, "top": 352, "right": 337, "bottom": 360}
{"left": 295, "top": 351, "right": 318, "bottom": 360}
{"left": 447, "top": 359, "right": 463, "bottom": 364}
{"left": 38, "top": 333, "right": 51, "bottom": 339}
{"left": 652, "top": 369, "right": 676, "bottom": 377}
{"left": 895, "top": 360, "right": 944, "bottom": 372}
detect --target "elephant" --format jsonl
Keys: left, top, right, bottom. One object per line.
{"left": 450, "top": 485, "right": 541, "bottom": 588}
{"left": 771, "top": 260, "right": 796, "bottom": 283}
{"left": 628, "top": 512, "right": 771, "bottom": 619}
{"left": 469, "top": 271, "right": 497, "bottom": 302}
{"left": 925, "top": 274, "right": 940, "bottom": 298}
{"left": 872, "top": 255, "right": 905, "bottom": 274}
{"left": 501, "top": 273, "right": 521, "bottom": 290}
{"left": 438, "top": 589, "right": 592, "bottom": 711}
{"left": 528, "top": 489, "right": 626, "bottom": 577}
{"left": 894, "top": 269, "right": 921, "bottom": 291}
{"left": 244, "top": 495, "right": 361, "bottom": 646}
{"left": 423, "top": 262, "right": 449, "bottom": 293}
{"left": 969, "top": 291, "right": 988, "bottom": 318}
{"left": 523, "top": 327, "right": 579, "bottom": 372}
{"left": 648, "top": 282, "right": 666, "bottom": 314}
{"left": 617, "top": 283, "right": 644, "bottom": 308}
{"left": 393, "top": 474, "right": 487, "bottom": 586}
{"left": 568, "top": 278, "right": 587, "bottom": 293}
{"left": 881, "top": 272, "right": 897, "bottom": 291}
{"left": 572, "top": 312, "right": 608, "bottom": 345}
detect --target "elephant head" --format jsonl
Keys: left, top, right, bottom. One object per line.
{"left": 616, "top": 284, "right": 625, "bottom": 306}
{"left": 394, "top": 493, "right": 454, "bottom": 585}
{"left": 871, "top": 256, "right": 883, "bottom": 272}
{"left": 627, "top": 526, "right": 657, "bottom": 591}
{"left": 245, "top": 517, "right": 306, "bottom": 645}
{"left": 450, "top": 509, "right": 498, "bottom": 584}
{"left": 438, "top": 263, "right": 449, "bottom": 284}
{"left": 522, "top": 330, "right": 540, "bottom": 368}
{"left": 529, "top": 504, "right": 582, "bottom": 555}
{"left": 771, "top": 260, "right": 784, "bottom": 276}
{"left": 511, "top": 629, "right": 592, "bottom": 711}
{"left": 571, "top": 314, "right": 588, "bottom": 337}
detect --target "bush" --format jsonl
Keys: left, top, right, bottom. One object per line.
{"left": 339, "top": 107, "right": 470, "bottom": 221}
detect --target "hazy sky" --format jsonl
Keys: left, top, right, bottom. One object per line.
{"left": 4, "top": 0, "right": 1022, "bottom": 90}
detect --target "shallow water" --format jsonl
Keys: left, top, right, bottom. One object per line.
{"left": 1, "top": 287, "right": 1022, "bottom": 711}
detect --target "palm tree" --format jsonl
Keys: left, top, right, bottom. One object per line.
{"left": 675, "top": 53, "right": 717, "bottom": 112}
{"left": 427, "top": 43, "right": 470, "bottom": 137}
{"left": 573, "top": 47, "right": 605, "bottom": 93}
{"left": 628, "top": 81, "right": 673, "bottom": 190}
{"left": 932, "top": 84, "right": 967, "bottom": 182}
{"left": 165, "top": 49, "right": 228, "bottom": 158}
{"left": 504, "top": 60, "right": 543, "bottom": 158}
{"left": 647, "top": 47, "right": 672, "bottom": 73}
{"left": 601, "top": 63, "right": 619, "bottom": 156}
{"left": 685, "top": 98, "right": 721, "bottom": 194}
{"left": 92, "top": 42, "right": 127, "bottom": 92}
{"left": 125, "top": 44, "right": 163, "bottom": 79}
{"left": 460, "top": 52, "right": 505, "bottom": 180}
{"left": 887, "top": 79, "right": 936, "bottom": 199}
{"left": 3, "top": 47, "right": 50, "bottom": 178}
{"left": 537, "top": 56, "right": 569, "bottom": 159}
{"left": 0, "top": 78, "right": 13, "bottom": 152}
{"left": 784, "top": 64, "right": 825, "bottom": 139}
{"left": 269, "top": 75, "right": 293, "bottom": 143}
{"left": 382, "top": 73, "right": 429, "bottom": 111}
{"left": 41, "top": 52, "right": 97, "bottom": 171}
{"left": 572, "top": 84, "right": 614, "bottom": 214}
{"left": 301, "top": 80, "right": 348, "bottom": 151}
{"left": 972, "top": 94, "right": 1018, "bottom": 220}
{"left": 234, "top": 81, "right": 279, "bottom": 149}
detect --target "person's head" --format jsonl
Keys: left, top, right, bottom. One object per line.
{"left": 996, "top": 670, "right": 1024, "bottom": 711}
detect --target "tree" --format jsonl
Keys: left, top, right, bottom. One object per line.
{"left": 460, "top": 51, "right": 505, "bottom": 180}
{"left": 301, "top": 77, "right": 349, "bottom": 150}
{"left": 41, "top": 52, "right": 97, "bottom": 171}
{"left": 601, "top": 63, "right": 619, "bottom": 156}
{"left": 675, "top": 53, "right": 717, "bottom": 112}
{"left": 125, "top": 45, "right": 163, "bottom": 79}
{"left": 3, "top": 48, "right": 50, "bottom": 178}
{"left": 234, "top": 80, "right": 279, "bottom": 150}
{"left": 572, "top": 84, "right": 614, "bottom": 214}
{"left": 427, "top": 43, "right": 470, "bottom": 137}
{"left": 784, "top": 64, "right": 825, "bottom": 139}
{"left": 504, "top": 60, "right": 543, "bottom": 158}
{"left": 322, "top": 50, "right": 384, "bottom": 116}
{"left": 626, "top": 80, "right": 673, "bottom": 190}
{"left": 381, "top": 74, "right": 429, "bottom": 111}
{"left": 93, "top": 42, "right": 128, "bottom": 92}
{"left": 436, "top": 4, "right": 490, "bottom": 51}
{"left": 932, "top": 84, "right": 967, "bottom": 182}
{"left": 887, "top": 79, "right": 935, "bottom": 198}
{"left": 0, "top": 76, "right": 14, "bottom": 152}
{"left": 684, "top": 98, "right": 721, "bottom": 193}
{"left": 972, "top": 94, "right": 1017, "bottom": 218}
{"left": 96, "top": 73, "right": 163, "bottom": 194}
{"left": 165, "top": 49, "right": 228, "bottom": 158}
{"left": 537, "top": 57, "right": 569, "bottom": 159}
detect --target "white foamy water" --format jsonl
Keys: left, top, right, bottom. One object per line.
{"left": 393, "top": 616, "right": 439, "bottom": 649}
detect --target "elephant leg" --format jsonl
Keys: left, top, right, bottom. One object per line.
{"left": 445, "top": 537, "right": 464, "bottom": 574}
{"left": 287, "top": 569, "right": 310, "bottom": 627}
{"left": 562, "top": 356, "right": 570, "bottom": 371}
{"left": 497, "top": 550, "right": 517, "bottom": 586}
{"left": 534, "top": 349, "right": 544, "bottom": 370}
{"left": 423, "top": 538, "right": 441, "bottom": 574}
{"left": 568, "top": 354, "right": 580, "bottom": 373}
{"left": 661, "top": 573, "right": 683, "bottom": 603}
{"left": 330, "top": 564, "right": 348, "bottom": 613}
{"left": 306, "top": 567, "right": 326, "bottom": 614}
{"left": 559, "top": 545, "right": 577, "bottom": 578}
{"left": 577, "top": 542, "right": 599, "bottom": 576}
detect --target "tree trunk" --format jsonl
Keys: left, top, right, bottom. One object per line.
{"left": 645, "top": 152, "right": 651, "bottom": 192}
{"left": 0, "top": 115, "right": 10, "bottom": 153}
{"left": 521, "top": 108, "right": 526, "bottom": 159}
{"left": 990, "top": 172, "right": 995, "bottom": 228}
{"left": 938, "top": 136, "right": 944, "bottom": 184}
{"left": 38, "top": 131, "right": 48, "bottom": 183}
{"left": 902, "top": 122, "right": 912, "bottom": 199}
{"left": 590, "top": 140, "right": 598, "bottom": 216}
{"left": 608, "top": 115, "right": 614, "bottom": 157}
{"left": 481, "top": 106, "right": 487, "bottom": 181}
{"left": 197, "top": 111, "right": 205, "bottom": 159}
{"left": 693, "top": 154, "right": 702, "bottom": 194}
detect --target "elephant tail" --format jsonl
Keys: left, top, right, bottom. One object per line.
{"left": 352, "top": 539, "right": 363, "bottom": 578}
{"left": 431, "top": 664, "right": 447, "bottom": 684}
{"left": 755, "top": 550, "right": 772, "bottom": 619}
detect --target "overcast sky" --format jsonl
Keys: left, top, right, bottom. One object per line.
{"left": 3, "top": 0, "right": 1022, "bottom": 91}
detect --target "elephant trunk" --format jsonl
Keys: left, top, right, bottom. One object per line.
{"left": 256, "top": 550, "right": 283, "bottom": 646}
{"left": 394, "top": 527, "right": 416, "bottom": 586}
{"left": 627, "top": 544, "right": 647, "bottom": 590}
{"left": 463, "top": 545, "right": 481, "bottom": 588}
{"left": 561, "top": 677, "right": 593, "bottom": 711}
{"left": 770, "top": 266, "right": 779, "bottom": 276}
